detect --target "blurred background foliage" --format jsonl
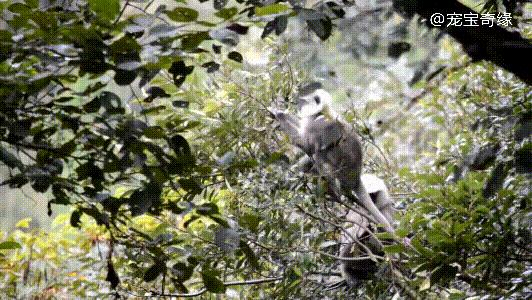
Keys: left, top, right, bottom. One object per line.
{"left": 0, "top": 0, "right": 530, "bottom": 298}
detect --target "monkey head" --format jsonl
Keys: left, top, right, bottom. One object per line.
{"left": 297, "top": 88, "right": 333, "bottom": 118}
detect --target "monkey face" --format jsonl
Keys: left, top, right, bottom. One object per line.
{"left": 297, "top": 89, "right": 333, "bottom": 118}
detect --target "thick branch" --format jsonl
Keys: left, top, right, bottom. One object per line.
{"left": 394, "top": 0, "right": 532, "bottom": 85}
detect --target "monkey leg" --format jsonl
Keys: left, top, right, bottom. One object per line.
{"left": 340, "top": 211, "right": 383, "bottom": 287}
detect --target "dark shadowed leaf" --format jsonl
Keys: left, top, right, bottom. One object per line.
{"left": 326, "top": 2, "right": 345, "bottom": 18}
{"left": 228, "top": 51, "right": 243, "bottom": 63}
{"left": 307, "top": 17, "right": 333, "bottom": 40}
{"left": 262, "top": 19, "right": 277, "bottom": 38}
{"left": 226, "top": 23, "right": 249, "bottom": 34}
{"left": 239, "top": 240, "right": 259, "bottom": 269}
{"left": 182, "top": 31, "right": 210, "bottom": 50}
{"left": 169, "top": 61, "right": 194, "bottom": 86}
{"left": 275, "top": 15, "right": 288, "bottom": 35}
{"left": 169, "top": 135, "right": 192, "bottom": 157}
{"left": 515, "top": 143, "right": 532, "bottom": 174}
{"left": 173, "top": 100, "right": 190, "bottom": 108}
{"left": 2, "top": 174, "right": 28, "bottom": 189}
{"left": 388, "top": 41, "right": 411, "bottom": 58}
{"left": 144, "top": 260, "right": 166, "bottom": 282}
{"left": 482, "top": 163, "right": 508, "bottom": 198}
{"left": 128, "top": 182, "right": 162, "bottom": 216}
{"left": 143, "top": 126, "right": 166, "bottom": 139}
{"left": 178, "top": 178, "right": 202, "bottom": 194}
{"left": 145, "top": 86, "right": 170, "bottom": 102}
{"left": 515, "top": 112, "right": 532, "bottom": 142}
{"left": 214, "top": 0, "right": 229, "bottom": 10}
{"left": 114, "top": 69, "right": 137, "bottom": 86}
{"left": 202, "top": 271, "right": 226, "bottom": 293}
{"left": 70, "top": 210, "right": 82, "bottom": 228}
{"left": 466, "top": 144, "right": 499, "bottom": 171}
{"left": 430, "top": 264, "right": 458, "bottom": 285}
{"left": 201, "top": 61, "right": 220, "bottom": 73}
{"left": 0, "top": 146, "right": 23, "bottom": 170}
{"left": 196, "top": 203, "right": 219, "bottom": 215}
{"left": 171, "top": 262, "right": 194, "bottom": 282}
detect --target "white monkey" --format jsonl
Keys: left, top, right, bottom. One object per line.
{"left": 270, "top": 83, "right": 394, "bottom": 233}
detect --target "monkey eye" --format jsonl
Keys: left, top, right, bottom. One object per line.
{"left": 314, "top": 96, "right": 321, "bottom": 104}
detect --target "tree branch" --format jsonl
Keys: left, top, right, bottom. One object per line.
{"left": 151, "top": 276, "right": 284, "bottom": 297}
{"left": 394, "top": 0, "right": 532, "bottom": 85}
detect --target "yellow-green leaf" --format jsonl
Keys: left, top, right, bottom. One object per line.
{"left": 16, "top": 217, "right": 32, "bottom": 229}
{"left": 88, "top": 0, "right": 120, "bottom": 21}
{"left": 255, "top": 4, "right": 289, "bottom": 16}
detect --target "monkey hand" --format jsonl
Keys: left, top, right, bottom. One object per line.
{"left": 267, "top": 107, "right": 283, "bottom": 119}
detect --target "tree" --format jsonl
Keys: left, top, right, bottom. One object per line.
{"left": 0, "top": 0, "right": 530, "bottom": 298}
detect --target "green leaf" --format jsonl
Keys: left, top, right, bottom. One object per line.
{"left": 202, "top": 271, "right": 226, "bottom": 293}
{"left": 0, "top": 241, "right": 21, "bottom": 250}
{"left": 239, "top": 213, "right": 261, "bottom": 233}
{"left": 214, "top": 7, "right": 238, "bottom": 20}
{"left": 88, "top": 0, "right": 120, "bottom": 21}
{"left": 143, "top": 126, "right": 166, "bottom": 139}
{"left": 181, "top": 31, "right": 210, "bottom": 51}
{"left": 166, "top": 7, "right": 199, "bottom": 22}
{"left": 383, "top": 243, "right": 407, "bottom": 254}
{"left": 8, "top": 3, "right": 31, "bottom": 14}
{"left": 255, "top": 4, "right": 290, "bottom": 16}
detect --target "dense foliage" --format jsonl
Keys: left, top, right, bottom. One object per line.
{"left": 0, "top": 0, "right": 530, "bottom": 299}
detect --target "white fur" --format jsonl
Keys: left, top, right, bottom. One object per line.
{"left": 361, "top": 174, "right": 387, "bottom": 194}
{"left": 298, "top": 89, "right": 333, "bottom": 118}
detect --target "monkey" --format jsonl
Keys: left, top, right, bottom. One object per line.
{"left": 339, "top": 174, "right": 395, "bottom": 287}
{"left": 269, "top": 83, "right": 394, "bottom": 233}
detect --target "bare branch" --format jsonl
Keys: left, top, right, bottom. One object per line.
{"left": 150, "top": 276, "right": 284, "bottom": 298}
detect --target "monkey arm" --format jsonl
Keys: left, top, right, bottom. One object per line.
{"left": 271, "top": 111, "right": 313, "bottom": 154}
{"left": 292, "top": 155, "right": 316, "bottom": 174}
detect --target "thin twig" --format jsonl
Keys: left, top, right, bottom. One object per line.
{"left": 150, "top": 276, "right": 284, "bottom": 297}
